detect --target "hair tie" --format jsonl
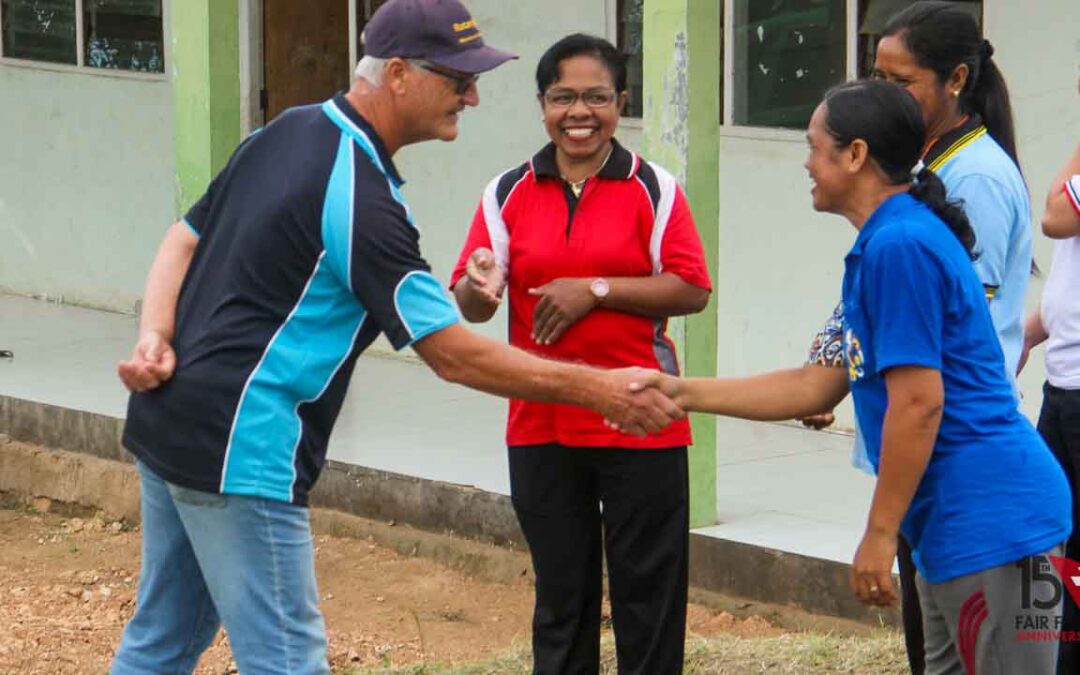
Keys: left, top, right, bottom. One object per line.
{"left": 981, "top": 39, "right": 994, "bottom": 60}
{"left": 910, "top": 160, "right": 926, "bottom": 184}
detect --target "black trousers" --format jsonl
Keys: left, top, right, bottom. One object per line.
{"left": 509, "top": 443, "right": 689, "bottom": 675}
{"left": 1038, "top": 382, "right": 1080, "bottom": 675}
{"left": 897, "top": 536, "right": 925, "bottom": 675}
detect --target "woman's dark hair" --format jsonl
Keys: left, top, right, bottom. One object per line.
{"left": 535, "top": 33, "right": 627, "bottom": 95}
{"left": 823, "top": 79, "right": 977, "bottom": 258}
{"left": 883, "top": 1, "right": 1019, "bottom": 167}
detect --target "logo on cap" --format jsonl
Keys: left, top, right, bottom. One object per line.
{"left": 453, "top": 18, "right": 481, "bottom": 44}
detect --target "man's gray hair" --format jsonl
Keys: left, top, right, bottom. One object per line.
{"left": 354, "top": 55, "right": 388, "bottom": 86}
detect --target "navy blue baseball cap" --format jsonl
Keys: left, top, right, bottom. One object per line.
{"left": 362, "top": 0, "right": 518, "bottom": 74}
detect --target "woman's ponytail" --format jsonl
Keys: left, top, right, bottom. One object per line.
{"left": 910, "top": 167, "right": 977, "bottom": 259}
{"left": 969, "top": 45, "right": 1020, "bottom": 167}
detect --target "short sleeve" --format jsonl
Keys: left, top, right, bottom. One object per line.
{"left": 1065, "top": 176, "right": 1080, "bottom": 218}
{"left": 807, "top": 302, "right": 845, "bottom": 367}
{"left": 949, "top": 173, "right": 1015, "bottom": 291}
{"left": 862, "top": 238, "right": 946, "bottom": 373}
{"left": 449, "top": 201, "right": 495, "bottom": 289}
{"left": 659, "top": 187, "right": 712, "bottom": 290}
{"left": 182, "top": 130, "right": 261, "bottom": 236}
{"left": 182, "top": 175, "right": 219, "bottom": 237}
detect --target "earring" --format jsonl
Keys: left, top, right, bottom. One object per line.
{"left": 951, "top": 90, "right": 960, "bottom": 98}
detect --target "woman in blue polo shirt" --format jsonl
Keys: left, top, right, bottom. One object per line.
{"left": 640, "top": 79, "right": 1070, "bottom": 674}
{"left": 799, "top": 4, "right": 1033, "bottom": 669}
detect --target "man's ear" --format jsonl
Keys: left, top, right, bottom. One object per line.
{"left": 384, "top": 57, "right": 410, "bottom": 95}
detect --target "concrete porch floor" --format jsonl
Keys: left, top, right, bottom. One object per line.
{"left": 0, "top": 294, "right": 875, "bottom": 566}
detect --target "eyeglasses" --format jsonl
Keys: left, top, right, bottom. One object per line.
{"left": 411, "top": 60, "right": 479, "bottom": 95}
{"left": 542, "top": 88, "right": 618, "bottom": 108}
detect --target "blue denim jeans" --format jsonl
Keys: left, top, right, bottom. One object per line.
{"left": 111, "top": 461, "right": 329, "bottom": 674}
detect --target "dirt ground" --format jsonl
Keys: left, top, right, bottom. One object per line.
{"left": 0, "top": 497, "right": 791, "bottom": 674}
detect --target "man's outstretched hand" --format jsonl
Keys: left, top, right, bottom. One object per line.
{"left": 598, "top": 367, "right": 685, "bottom": 437}
{"left": 117, "top": 331, "right": 176, "bottom": 392}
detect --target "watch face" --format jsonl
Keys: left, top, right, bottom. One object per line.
{"left": 590, "top": 278, "right": 610, "bottom": 299}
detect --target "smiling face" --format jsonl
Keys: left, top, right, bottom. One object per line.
{"left": 540, "top": 54, "right": 626, "bottom": 165}
{"left": 872, "top": 34, "right": 963, "bottom": 138}
{"left": 804, "top": 103, "right": 852, "bottom": 214}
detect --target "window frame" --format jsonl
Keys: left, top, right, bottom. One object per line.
{"left": 720, "top": 0, "right": 858, "bottom": 139}
{"left": 720, "top": 0, "right": 981, "bottom": 138}
{"left": 0, "top": 0, "right": 168, "bottom": 81}
{"left": 350, "top": 0, "right": 386, "bottom": 66}
{"left": 607, "top": 0, "right": 643, "bottom": 128}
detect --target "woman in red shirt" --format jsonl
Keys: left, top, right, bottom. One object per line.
{"left": 451, "top": 33, "right": 711, "bottom": 675}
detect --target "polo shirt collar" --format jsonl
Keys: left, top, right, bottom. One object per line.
{"left": 847, "top": 192, "right": 917, "bottom": 260}
{"left": 323, "top": 93, "right": 405, "bottom": 187}
{"left": 529, "top": 139, "right": 637, "bottom": 181}
{"left": 923, "top": 113, "right": 985, "bottom": 169}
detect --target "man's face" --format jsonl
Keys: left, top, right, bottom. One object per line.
{"left": 402, "top": 61, "right": 480, "bottom": 143}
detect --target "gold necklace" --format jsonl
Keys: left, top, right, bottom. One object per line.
{"left": 560, "top": 146, "right": 614, "bottom": 199}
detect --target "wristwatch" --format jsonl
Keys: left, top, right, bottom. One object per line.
{"left": 589, "top": 277, "right": 610, "bottom": 305}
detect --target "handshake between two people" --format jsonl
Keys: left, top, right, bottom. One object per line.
{"left": 596, "top": 368, "right": 686, "bottom": 437}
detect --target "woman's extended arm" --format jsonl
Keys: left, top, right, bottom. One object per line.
{"left": 645, "top": 364, "right": 850, "bottom": 421}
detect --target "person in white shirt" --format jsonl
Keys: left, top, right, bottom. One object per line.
{"left": 1019, "top": 138, "right": 1080, "bottom": 674}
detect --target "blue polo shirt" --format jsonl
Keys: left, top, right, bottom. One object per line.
{"left": 842, "top": 193, "right": 1070, "bottom": 583}
{"left": 123, "top": 94, "right": 460, "bottom": 505}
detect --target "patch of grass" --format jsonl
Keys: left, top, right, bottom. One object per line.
{"left": 678, "top": 632, "right": 908, "bottom": 674}
{"left": 341, "top": 630, "right": 908, "bottom": 675}
{"left": 0, "top": 490, "right": 30, "bottom": 512}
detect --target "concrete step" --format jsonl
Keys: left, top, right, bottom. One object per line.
{"left": 0, "top": 394, "right": 897, "bottom": 627}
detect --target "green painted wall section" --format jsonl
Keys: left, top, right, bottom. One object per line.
{"left": 643, "top": 0, "right": 721, "bottom": 528}
{"left": 172, "top": 0, "right": 241, "bottom": 213}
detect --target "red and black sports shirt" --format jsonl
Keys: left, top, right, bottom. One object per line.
{"left": 451, "top": 140, "right": 711, "bottom": 449}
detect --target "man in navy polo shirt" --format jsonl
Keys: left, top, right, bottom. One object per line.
{"left": 110, "top": 1, "right": 683, "bottom": 672}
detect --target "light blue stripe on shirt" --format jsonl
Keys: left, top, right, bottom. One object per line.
{"left": 220, "top": 134, "right": 367, "bottom": 502}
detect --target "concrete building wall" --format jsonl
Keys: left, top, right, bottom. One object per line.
{"left": 0, "top": 66, "right": 175, "bottom": 313}
{"left": 715, "top": 0, "right": 1080, "bottom": 428}
{"left": 392, "top": 1, "right": 642, "bottom": 346}
{"left": 715, "top": 133, "right": 855, "bottom": 420}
